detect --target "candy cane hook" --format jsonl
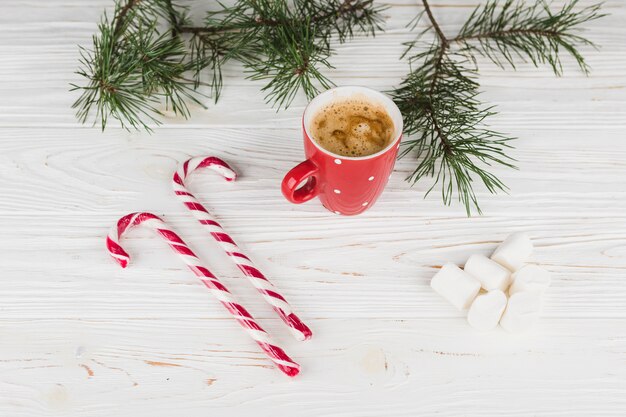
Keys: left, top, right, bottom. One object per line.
{"left": 173, "top": 156, "right": 312, "bottom": 341}
{"left": 106, "top": 212, "right": 300, "bottom": 377}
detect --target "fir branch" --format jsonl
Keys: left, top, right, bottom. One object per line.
{"left": 453, "top": 0, "right": 605, "bottom": 75}
{"left": 72, "top": 0, "right": 195, "bottom": 131}
{"left": 391, "top": 0, "right": 603, "bottom": 214}
{"left": 72, "top": 0, "right": 385, "bottom": 130}
{"left": 393, "top": 44, "right": 515, "bottom": 213}
{"left": 245, "top": 19, "right": 335, "bottom": 109}
{"left": 187, "top": 0, "right": 386, "bottom": 107}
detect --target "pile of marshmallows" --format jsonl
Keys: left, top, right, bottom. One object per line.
{"left": 431, "top": 232, "right": 551, "bottom": 332}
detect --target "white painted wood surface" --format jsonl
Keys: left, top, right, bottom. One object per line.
{"left": 1, "top": 0, "right": 625, "bottom": 415}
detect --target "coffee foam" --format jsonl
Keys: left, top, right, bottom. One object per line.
{"left": 310, "top": 96, "right": 395, "bottom": 157}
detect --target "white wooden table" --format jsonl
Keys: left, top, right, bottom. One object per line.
{"left": 1, "top": 1, "right": 625, "bottom": 415}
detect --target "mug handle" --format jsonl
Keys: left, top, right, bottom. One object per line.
{"left": 281, "top": 159, "right": 320, "bottom": 204}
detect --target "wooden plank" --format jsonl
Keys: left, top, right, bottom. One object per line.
{"left": 0, "top": 318, "right": 624, "bottom": 416}
{"left": 0, "top": 128, "right": 625, "bottom": 216}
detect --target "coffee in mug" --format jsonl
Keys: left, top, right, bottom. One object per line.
{"left": 310, "top": 96, "right": 395, "bottom": 157}
{"left": 282, "top": 86, "right": 403, "bottom": 215}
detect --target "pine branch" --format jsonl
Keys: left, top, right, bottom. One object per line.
{"left": 187, "top": 0, "right": 385, "bottom": 107}
{"left": 393, "top": 44, "right": 515, "bottom": 214}
{"left": 453, "top": 0, "right": 605, "bottom": 75}
{"left": 71, "top": 0, "right": 385, "bottom": 130}
{"left": 245, "top": 19, "right": 335, "bottom": 109}
{"left": 391, "top": 0, "right": 603, "bottom": 214}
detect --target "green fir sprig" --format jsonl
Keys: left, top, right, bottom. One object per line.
{"left": 392, "top": 0, "right": 604, "bottom": 214}
{"left": 72, "top": 0, "right": 385, "bottom": 131}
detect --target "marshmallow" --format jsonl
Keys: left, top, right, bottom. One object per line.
{"left": 467, "top": 290, "right": 507, "bottom": 331}
{"left": 499, "top": 291, "right": 542, "bottom": 333}
{"left": 509, "top": 265, "right": 551, "bottom": 295}
{"left": 491, "top": 232, "right": 533, "bottom": 271}
{"left": 464, "top": 254, "right": 512, "bottom": 291}
{"left": 430, "top": 263, "right": 481, "bottom": 311}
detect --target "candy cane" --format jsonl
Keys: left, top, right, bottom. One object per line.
{"left": 106, "top": 212, "right": 300, "bottom": 377}
{"left": 172, "top": 156, "right": 312, "bottom": 342}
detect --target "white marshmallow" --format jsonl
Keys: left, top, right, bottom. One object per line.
{"left": 499, "top": 291, "right": 542, "bottom": 333}
{"left": 464, "top": 254, "right": 512, "bottom": 291}
{"left": 491, "top": 232, "right": 533, "bottom": 271}
{"left": 509, "top": 265, "right": 551, "bottom": 295}
{"left": 467, "top": 290, "right": 507, "bottom": 331}
{"left": 430, "top": 263, "right": 481, "bottom": 311}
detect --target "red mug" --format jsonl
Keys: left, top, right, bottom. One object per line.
{"left": 281, "top": 86, "right": 403, "bottom": 215}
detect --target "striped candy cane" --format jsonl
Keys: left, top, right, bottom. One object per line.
{"left": 173, "top": 156, "right": 312, "bottom": 341}
{"left": 106, "top": 212, "right": 300, "bottom": 377}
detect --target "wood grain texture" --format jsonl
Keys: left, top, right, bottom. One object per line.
{"left": 1, "top": 318, "right": 626, "bottom": 417}
{"left": 0, "top": 0, "right": 625, "bottom": 416}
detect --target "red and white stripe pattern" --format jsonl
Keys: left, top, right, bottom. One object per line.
{"left": 106, "top": 212, "right": 300, "bottom": 377}
{"left": 173, "top": 156, "right": 312, "bottom": 341}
